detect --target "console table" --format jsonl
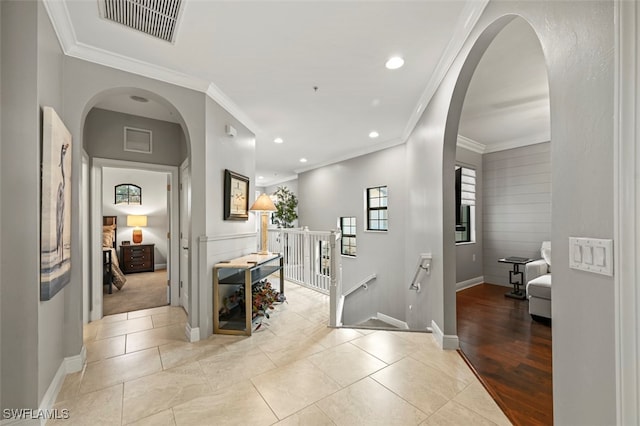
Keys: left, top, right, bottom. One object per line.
{"left": 498, "top": 256, "right": 534, "bottom": 300}
{"left": 213, "top": 253, "right": 284, "bottom": 336}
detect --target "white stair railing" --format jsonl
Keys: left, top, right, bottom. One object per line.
{"left": 267, "top": 228, "right": 341, "bottom": 296}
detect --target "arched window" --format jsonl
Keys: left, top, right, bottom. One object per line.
{"left": 115, "top": 184, "right": 142, "bottom": 205}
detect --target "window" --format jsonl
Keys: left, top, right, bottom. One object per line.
{"left": 455, "top": 166, "right": 475, "bottom": 243}
{"left": 318, "top": 241, "right": 331, "bottom": 276}
{"left": 366, "top": 186, "right": 388, "bottom": 231}
{"left": 115, "top": 184, "right": 142, "bottom": 205}
{"left": 340, "top": 217, "right": 357, "bottom": 256}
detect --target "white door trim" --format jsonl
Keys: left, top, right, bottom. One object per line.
{"left": 614, "top": 0, "right": 639, "bottom": 423}
{"left": 90, "top": 158, "right": 180, "bottom": 321}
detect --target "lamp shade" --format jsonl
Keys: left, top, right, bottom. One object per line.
{"left": 127, "top": 215, "right": 148, "bottom": 227}
{"left": 250, "top": 194, "right": 277, "bottom": 212}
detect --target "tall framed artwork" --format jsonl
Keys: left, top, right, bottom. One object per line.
{"left": 40, "top": 106, "right": 72, "bottom": 301}
{"left": 224, "top": 169, "right": 249, "bottom": 221}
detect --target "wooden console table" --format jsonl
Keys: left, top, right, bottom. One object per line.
{"left": 213, "top": 253, "right": 284, "bottom": 336}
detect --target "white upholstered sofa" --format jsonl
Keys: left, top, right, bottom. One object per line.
{"left": 525, "top": 241, "right": 551, "bottom": 321}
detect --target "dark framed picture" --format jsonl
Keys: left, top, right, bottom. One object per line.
{"left": 224, "top": 169, "right": 249, "bottom": 220}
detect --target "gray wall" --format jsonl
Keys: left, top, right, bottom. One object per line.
{"left": 1, "top": 0, "right": 69, "bottom": 410}
{"left": 1, "top": 0, "right": 40, "bottom": 411}
{"left": 84, "top": 108, "right": 185, "bottom": 166}
{"left": 37, "top": 0, "right": 69, "bottom": 403}
{"left": 61, "top": 55, "right": 209, "bottom": 334}
{"left": 455, "top": 146, "right": 483, "bottom": 285}
{"left": 298, "top": 144, "right": 407, "bottom": 324}
{"left": 483, "top": 142, "right": 551, "bottom": 286}
{"left": 264, "top": 178, "right": 298, "bottom": 229}
{"left": 404, "top": 2, "right": 615, "bottom": 424}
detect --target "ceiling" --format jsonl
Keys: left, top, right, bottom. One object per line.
{"left": 47, "top": 1, "right": 548, "bottom": 186}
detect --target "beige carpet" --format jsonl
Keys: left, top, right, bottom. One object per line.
{"left": 103, "top": 269, "right": 168, "bottom": 316}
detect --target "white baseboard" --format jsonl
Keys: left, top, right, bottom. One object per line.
{"left": 431, "top": 320, "right": 459, "bottom": 350}
{"left": 30, "top": 346, "right": 87, "bottom": 425}
{"left": 376, "top": 312, "right": 409, "bottom": 329}
{"left": 155, "top": 263, "right": 167, "bottom": 270}
{"left": 456, "top": 276, "right": 484, "bottom": 291}
{"left": 185, "top": 323, "right": 200, "bottom": 342}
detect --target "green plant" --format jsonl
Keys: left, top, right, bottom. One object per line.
{"left": 272, "top": 186, "right": 298, "bottom": 228}
{"left": 219, "top": 280, "right": 286, "bottom": 330}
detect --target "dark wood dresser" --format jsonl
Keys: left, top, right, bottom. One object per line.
{"left": 120, "top": 244, "right": 155, "bottom": 274}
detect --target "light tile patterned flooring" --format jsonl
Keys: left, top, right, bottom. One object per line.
{"left": 52, "top": 280, "right": 511, "bottom": 425}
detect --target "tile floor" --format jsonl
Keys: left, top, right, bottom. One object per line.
{"left": 52, "top": 280, "right": 511, "bottom": 425}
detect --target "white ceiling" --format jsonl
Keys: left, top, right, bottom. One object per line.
{"left": 47, "top": 1, "right": 548, "bottom": 186}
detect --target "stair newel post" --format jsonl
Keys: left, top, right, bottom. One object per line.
{"left": 329, "top": 230, "right": 342, "bottom": 327}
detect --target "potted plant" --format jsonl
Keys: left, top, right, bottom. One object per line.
{"left": 272, "top": 186, "right": 298, "bottom": 228}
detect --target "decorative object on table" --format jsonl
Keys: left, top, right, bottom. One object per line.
{"left": 115, "top": 183, "right": 142, "bottom": 205}
{"left": 40, "top": 106, "right": 72, "bottom": 301}
{"left": 219, "top": 280, "right": 286, "bottom": 331}
{"left": 250, "top": 193, "right": 277, "bottom": 255}
{"left": 122, "top": 240, "right": 130, "bottom": 245}
{"left": 224, "top": 169, "right": 249, "bottom": 220}
{"left": 127, "top": 215, "right": 147, "bottom": 244}
{"left": 272, "top": 186, "right": 298, "bottom": 228}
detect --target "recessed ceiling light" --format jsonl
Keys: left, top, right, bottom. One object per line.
{"left": 130, "top": 95, "right": 149, "bottom": 103}
{"left": 258, "top": 176, "right": 264, "bottom": 180}
{"left": 369, "top": 131, "right": 379, "bottom": 139}
{"left": 299, "top": 158, "right": 308, "bottom": 163}
{"left": 385, "top": 56, "right": 405, "bottom": 70}
{"left": 274, "top": 137, "right": 284, "bottom": 144}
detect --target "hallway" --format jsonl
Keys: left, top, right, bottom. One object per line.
{"left": 53, "top": 280, "right": 510, "bottom": 425}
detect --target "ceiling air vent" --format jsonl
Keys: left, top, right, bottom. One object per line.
{"left": 101, "top": 0, "right": 183, "bottom": 43}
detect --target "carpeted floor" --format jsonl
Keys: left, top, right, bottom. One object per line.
{"left": 103, "top": 269, "right": 168, "bottom": 316}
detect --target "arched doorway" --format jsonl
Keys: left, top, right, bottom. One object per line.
{"left": 443, "top": 15, "right": 552, "bottom": 424}
{"left": 79, "top": 88, "right": 191, "bottom": 321}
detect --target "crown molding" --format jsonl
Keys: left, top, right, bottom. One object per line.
{"left": 482, "top": 134, "right": 550, "bottom": 154}
{"left": 457, "top": 135, "right": 486, "bottom": 154}
{"left": 402, "top": 0, "right": 490, "bottom": 142}
{"left": 294, "top": 137, "right": 405, "bottom": 175}
{"left": 258, "top": 174, "right": 299, "bottom": 188}
{"left": 42, "top": 0, "right": 78, "bottom": 53}
{"left": 42, "top": 0, "right": 261, "bottom": 136}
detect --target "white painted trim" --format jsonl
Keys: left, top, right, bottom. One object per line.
{"left": 199, "top": 232, "right": 258, "bottom": 243}
{"left": 155, "top": 263, "right": 167, "bottom": 270}
{"left": 294, "top": 137, "right": 404, "bottom": 174}
{"left": 258, "top": 174, "right": 299, "bottom": 188}
{"left": 614, "top": 0, "right": 640, "bottom": 424}
{"left": 402, "top": 0, "right": 490, "bottom": 141}
{"left": 185, "top": 323, "right": 200, "bottom": 342}
{"left": 42, "top": 1, "right": 261, "bottom": 137}
{"left": 482, "top": 136, "right": 551, "bottom": 154}
{"left": 65, "top": 346, "right": 87, "bottom": 373}
{"left": 377, "top": 312, "right": 410, "bottom": 329}
{"left": 456, "top": 276, "right": 484, "bottom": 291}
{"left": 457, "top": 135, "right": 486, "bottom": 154}
{"left": 33, "top": 347, "right": 85, "bottom": 426}
{"left": 431, "top": 320, "right": 459, "bottom": 350}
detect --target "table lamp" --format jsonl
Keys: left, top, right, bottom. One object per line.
{"left": 127, "top": 215, "right": 147, "bottom": 244}
{"left": 250, "top": 194, "right": 277, "bottom": 255}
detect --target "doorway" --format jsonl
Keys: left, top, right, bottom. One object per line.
{"left": 91, "top": 158, "right": 180, "bottom": 320}
{"left": 449, "top": 16, "right": 552, "bottom": 425}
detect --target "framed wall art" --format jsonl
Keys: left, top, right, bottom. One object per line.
{"left": 40, "top": 106, "right": 72, "bottom": 301}
{"left": 224, "top": 169, "right": 249, "bottom": 220}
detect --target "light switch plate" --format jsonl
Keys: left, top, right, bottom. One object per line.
{"left": 569, "top": 237, "right": 613, "bottom": 276}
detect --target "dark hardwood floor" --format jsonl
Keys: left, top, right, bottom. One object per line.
{"left": 456, "top": 283, "right": 553, "bottom": 426}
